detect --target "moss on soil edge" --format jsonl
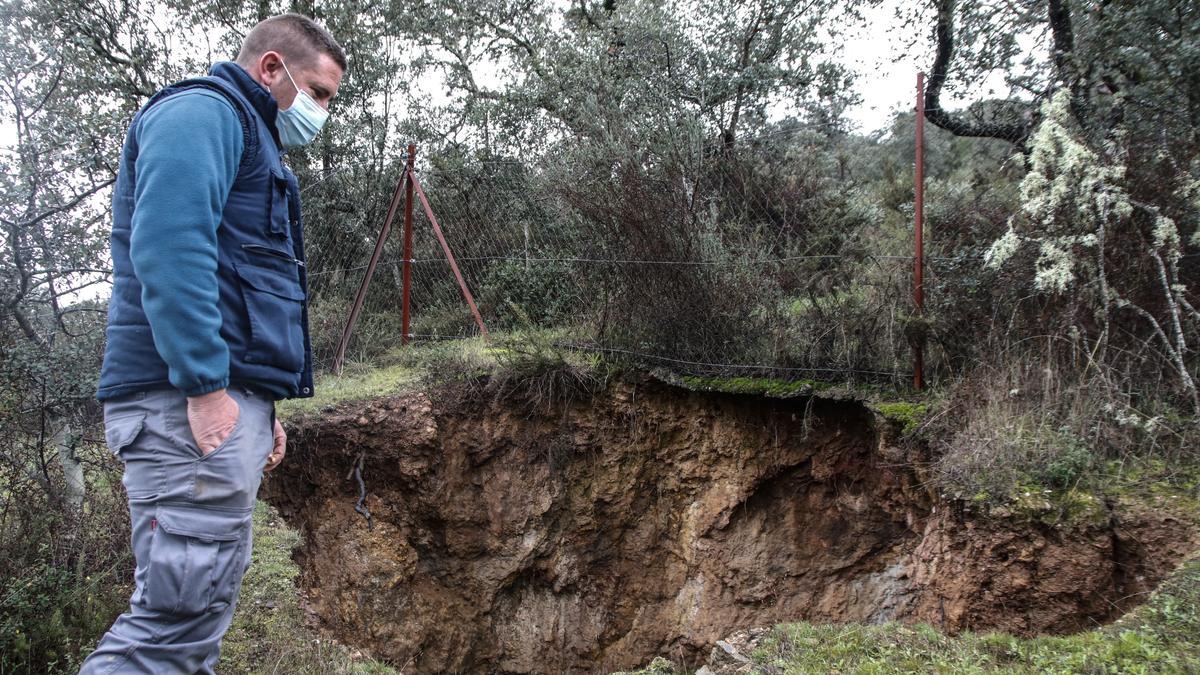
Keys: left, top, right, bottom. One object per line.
{"left": 672, "top": 373, "right": 930, "bottom": 436}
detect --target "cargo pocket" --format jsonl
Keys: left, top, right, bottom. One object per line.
{"left": 235, "top": 260, "right": 305, "bottom": 373}
{"left": 143, "top": 503, "right": 251, "bottom": 616}
{"left": 103, "top": 413, "right": 146, "bottom": 457}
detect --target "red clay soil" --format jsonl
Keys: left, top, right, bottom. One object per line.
{"left": 261, "top": 373, "right": 1197, "bottom": 674}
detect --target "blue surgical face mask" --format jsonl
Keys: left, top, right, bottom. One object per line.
{"left": 272, "top": 59, "right": 329, "bottom": 150}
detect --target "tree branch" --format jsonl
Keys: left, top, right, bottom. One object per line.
{"left": 925, "top": 0, "right": 1034, "bottom": 144}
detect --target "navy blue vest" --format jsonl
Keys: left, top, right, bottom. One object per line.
{"left": 97, "top": 62, "right": 314, "bottom": 401}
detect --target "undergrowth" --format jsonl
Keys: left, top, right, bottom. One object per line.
{"left": 0, "top": 558, "right": 129, "bottom": 673}
{"left": 0, "top": 460, "right": 132, "bottom": 674}
{"left": 922, "top": 358, "right": 1200, "bottom": 506}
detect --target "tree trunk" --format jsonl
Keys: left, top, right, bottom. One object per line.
{"left": 51, "top": 413, "right": 85, "bottom": 513}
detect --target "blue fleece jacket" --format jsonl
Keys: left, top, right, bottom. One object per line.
{"left": 128, "top": 90, "right": 243, "bottom": 395}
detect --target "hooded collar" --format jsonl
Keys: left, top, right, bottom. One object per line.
{"left": 207, "top": 61, "right": 283, "bottom": 149}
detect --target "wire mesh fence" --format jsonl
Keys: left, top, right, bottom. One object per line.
{"left": 292, "top": 52, "right": 1192, "bottom": 398}
{"left": 307, "top": 126, "right": 937, "bottom": 385}
{"left": 294, "top": 63, "right": 1060, "bottom": 389}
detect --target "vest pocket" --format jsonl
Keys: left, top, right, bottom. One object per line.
{"left": 235, "top": 260, "right": 306, "bottom": 373}
{"left": 143, "top": 503, "right": 250, "bottom": 616}
{"left": 267, "top": 168, "right": 290, "bottom": 237}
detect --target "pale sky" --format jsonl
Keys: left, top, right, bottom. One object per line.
{"left": 838, "top": 1, "right": 927, "bottom": 132}
{"left": 833, "top": 0, "right": 1028, "bottom": 134}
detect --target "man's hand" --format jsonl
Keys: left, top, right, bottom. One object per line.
{"left": 187, "top": 388, "right": 240, "bottom": 456}
{"left": 265, "top": 417, "right": 286, "bottom": 472}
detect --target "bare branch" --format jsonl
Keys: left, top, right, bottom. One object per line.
{"left": 18, "top": 178, "right": 116, "bottom": 231}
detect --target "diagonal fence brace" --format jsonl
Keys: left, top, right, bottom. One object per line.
{"left": 408, "top": 168, "right": 489, "bottom": 339}
{"left": 331, "top": 169, "right": 406, "bottom": 375}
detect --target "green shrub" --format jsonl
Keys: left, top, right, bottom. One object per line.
{"left": 481, "top": 258, "right": 578, "bottom": 330}
{"left": 0, "top": 559, "right": 129, "bottom": 673}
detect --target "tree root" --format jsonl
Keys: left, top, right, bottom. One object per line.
{"left": 348, "top": 451, "right": 373, "bottom": 530}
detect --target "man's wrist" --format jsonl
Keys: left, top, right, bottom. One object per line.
{"left": 187, "top": 388, "right": 228, "bottom": 407}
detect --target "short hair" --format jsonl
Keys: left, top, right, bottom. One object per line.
{"left": 236, "top": 13, "right": 347, "bottom": 73}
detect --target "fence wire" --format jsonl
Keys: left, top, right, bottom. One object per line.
{"left": 304, "top": 124, "right": 967, "bottom": 384}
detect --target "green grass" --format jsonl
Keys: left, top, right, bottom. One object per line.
{"left": 753, "top": 553, "right": 1200, "bottom": 674}
{"left": 280, "top": 333, "right": 613, "bottom": 422}
{"left": 276, "top": 362, "right": 420, "bottom": 419}
{"left": 221, "top": 502, "right": 395, "bottom": 674}
{"left": 871, "top": 401, "right": 929, "bottom": 435}
{"left": 297, "top": 337, "right": 916, "bottom": 419}
{"left": 620, "top": 554, "right": 1200, "bottom": 674}
{"left": 679, "top": 374, "right": 837, "bottom": 397}
{"left": 1106, "top": 456, "right": 1200, "bottom": 516}
{"left": 280, "top": 336, "right": 525, "bottom": 419}
{"left": 963, "top": 456, "right": 1200, "bottom": 528}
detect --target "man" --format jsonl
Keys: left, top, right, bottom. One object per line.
{"left": 80, "top": 14, "right": 345, "bottom": 674}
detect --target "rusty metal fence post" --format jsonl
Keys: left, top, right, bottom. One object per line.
{"left": 914, "top": 72, "right": 927, "bottom": 391}
{"left": 401, "top": 143, "right": 416, "bottom": 345}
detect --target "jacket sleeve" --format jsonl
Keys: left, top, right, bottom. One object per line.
{"left": 128, "top": 90, "right": 244, "bottom": 396}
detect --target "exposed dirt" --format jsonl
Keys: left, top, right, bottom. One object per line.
{"left": 262, "top": 373, "right": 1198, "bottom": 674}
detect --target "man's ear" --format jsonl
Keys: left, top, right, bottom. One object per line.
{"left": 256, "top": 50, "right": 285, "bottom": 89}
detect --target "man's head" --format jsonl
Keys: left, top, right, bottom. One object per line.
{"left": 236, "top": 13, "right": 346, "bottom": 112}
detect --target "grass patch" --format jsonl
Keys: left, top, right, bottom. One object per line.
{"left": 679, "top": 375, "right": 836, "bottom": 397}
{"left": 276, "top": 362, "right": 420, "bottom": 420}
{"left": 620, "top": 554, "right": 1200, "bottom": 674}
{"left": 281, "top": 333, "right": 611, "bottom": 420}
{"left": 871, "top": 401, "right": 929, "bottom": 435}
{"left": 749, "top": 554, "right": 1200, "bottom": 673}
{"left": 1106, "top": 456, "right": 1200, "bottom": 515}
{"left": 279, "top": 335, "right": 516, "bottom": 419}
{"left": 948, "top": 456, "right": 1200, "bottom": 529}
{"left": 221, "top": 501, "right": 395, "bottom": 674}
{"left": 293, "top": 336, "right": 918, "bottom": 419}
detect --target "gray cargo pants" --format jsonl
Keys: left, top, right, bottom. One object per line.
{"left": 79, "top": 385, "right": 275, "bottom": 675}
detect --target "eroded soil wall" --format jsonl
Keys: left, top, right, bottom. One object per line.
{"left": 263, "top": 375, "right": 1196, "bottom": 674}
